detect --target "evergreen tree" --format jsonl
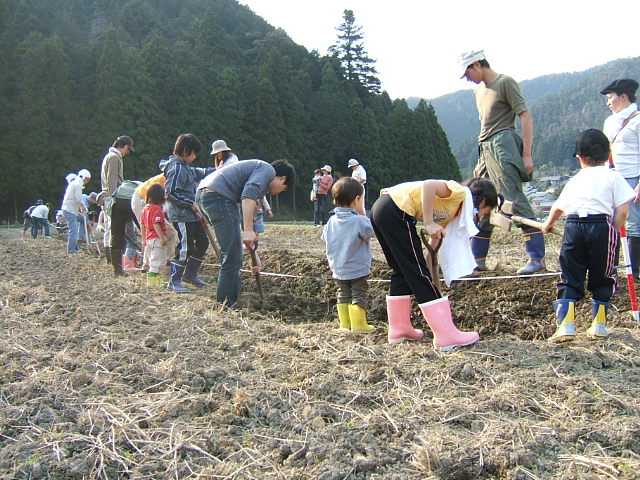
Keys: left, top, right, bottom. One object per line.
{"left": 328, "top": 9, "right": 380, "bottom": 95}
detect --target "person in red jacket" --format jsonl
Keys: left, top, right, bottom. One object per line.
{"left": 314, "top": 165, "right": 334, "bottom": 226}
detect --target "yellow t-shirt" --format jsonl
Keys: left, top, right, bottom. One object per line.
{"left": 382, "top": 180, "right": 467, "bottom": 228}
{"left": 135, "top": 173, "right": 166, "bottom": 199}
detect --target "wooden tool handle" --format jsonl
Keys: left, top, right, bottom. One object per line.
{"left": 510, "top": 214, "right": 564, "bottom": 236}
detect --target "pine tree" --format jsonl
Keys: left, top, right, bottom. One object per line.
{"left": 328, "top": 9, "right": 380, "bottom": 95}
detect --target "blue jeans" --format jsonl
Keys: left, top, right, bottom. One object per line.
{"left": 625, "top": 177, "right": 640, "bottom": 237}
{"left": 198, "top": 191, "right": 242, "bottom": 308}
{"left": 314, "top": 194, "right": 327, "bottom": 225}
{"left": 77, "top": 214, "right": 87, "bottom": 241}
{"left": 124, "top": 221, "right": 137, "bottom": 259}
{"left": 31, "top": 217, "right": 50, "bottom": 238}
{"left": 62, "top": 210, "right": 80, "bottom": 253}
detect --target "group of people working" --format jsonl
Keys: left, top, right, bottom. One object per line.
{"left": 26, "top": 47, "right": 639, "bottom": 352}
{"left": 322, "top": 49, "right": 639, "bottom": 351}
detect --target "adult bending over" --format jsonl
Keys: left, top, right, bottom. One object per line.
{"left": 197, "top": 159, "right": 295, "bottom": 309}
{"left": 371, "top": 177, "right": 499, "bottom": 351}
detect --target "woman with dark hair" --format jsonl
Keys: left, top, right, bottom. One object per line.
{"left": 601, "top": 79, "right": 640, "bottom": 278}
{"left": 371, "top": 177, "right": 500, "bottom": 351}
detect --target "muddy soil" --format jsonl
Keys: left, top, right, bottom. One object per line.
{"left": 1, "top": 225, "right": 640, "bottom": 479}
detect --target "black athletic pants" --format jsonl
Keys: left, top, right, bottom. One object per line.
{"left": 371, "top": 194, "right": 440, "bottom": 304}
{"left": 558, "top": 214, "right": 617, "bottom": 303}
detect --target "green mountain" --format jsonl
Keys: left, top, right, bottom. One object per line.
{"left": 0, "top": 0, "right": 460, "bottom": 221}
{"left": 410, "top": 57, "right": 640, "bottom": 178}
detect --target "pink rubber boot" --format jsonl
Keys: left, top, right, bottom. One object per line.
{"left": 419, "top": 296, "right": 479, "bottom": 352}
{"left": 387, "top": 295, "right": 424, "bottom": 344}
{"left": 122, "top": 255, "right": 138, "bottom": 271}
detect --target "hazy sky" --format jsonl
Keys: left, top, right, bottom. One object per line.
{"left": 240, "top": 0, "right": 639, "bottom": 100}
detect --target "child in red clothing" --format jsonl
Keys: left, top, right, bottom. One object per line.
{"left": 141, "top": 183, "right": 168, "bottom": 286}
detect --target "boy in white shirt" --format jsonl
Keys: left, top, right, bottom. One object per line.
{"left": 542, "top": 129, "right": 635, "bottom": 343}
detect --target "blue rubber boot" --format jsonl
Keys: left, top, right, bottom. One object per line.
{"left": 549, "top": 299, "right": 576, "bottom": 343}
{"left": 471, "top": 230, "right": 491, "bottom": 271}
{"left": 167, "top": 262, "right": 191, "bottom": 293}
{"left": 587, "top": 300, "right": 609, "bottom": 340}
{"left": 182, "top": 256, "right": 208, "bottom": 287}
{"left": 518, "top": 232, "right": 546, "bottom": 275}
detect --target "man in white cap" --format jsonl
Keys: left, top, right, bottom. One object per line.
{"left": 348, "top": 158, "right": 367, "bottom": 199}
{"left": 459, "top": 49, "right": 543, "bottom": 275}
{"left": 314, "top": 165, "right": 334, "bottom": 226}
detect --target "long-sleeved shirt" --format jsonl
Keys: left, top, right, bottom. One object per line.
{"left": 317, "top": 174, "right": 334, "bottom": 195}
{"left": 160, "top": 156, "right": 214, "bottom": 223}
{"left": 603, "top": 103, "right": 640, "bottom": 178}
{"left": 100, "top": 147, "right": 123, "bottom": 197}
{"left": 321, "top": 207, "right": 374, "bottom": 280}
{"left": 61, "top": 177, "right": 85, "bottom": 215}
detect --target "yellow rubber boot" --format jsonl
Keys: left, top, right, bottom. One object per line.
{"left": 348, "top": 304, "right": 376, "bottom": 333}
{"left": 146, "top": 273, "right": 158, "bottom": 287}
{"left": 337, "top": 303, "right": 351, "bottom": 331}
{"left": 549, "top": 299, "right": 576, "bottom": 343}
{"left": 587, "top": 300, "right": 609, "bottom": 340}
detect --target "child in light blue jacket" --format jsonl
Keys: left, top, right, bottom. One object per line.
{"left": 322, "top": 177, "right": 375, "bottom": 333}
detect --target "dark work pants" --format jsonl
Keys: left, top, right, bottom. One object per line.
{"left": 110, "top": 197, "right": 139, "bottom": 252}
{"left": 371, "top": 194, "right": 439, "bottom": 304}
{"left": 172, "top": 220, "right": 209, "bottom": 264}
{"left": 557, "top": 215, "right": 617, "bottom": 303}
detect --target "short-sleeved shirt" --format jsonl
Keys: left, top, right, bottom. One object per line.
{"left": 352, "top": 165, "right": 367, "bottom": 184}
{"left": 198, "top": 159, "right": 275, "bottom": 203}
{"left": 553, "top": 166, "right": 635, "bottom": 216}
{"left": 141, "top": 203, "right": 167, "bottom": 241}
{"left": 475, "top": 74, "right": 528, "bottom": 142}
{"left": 381, "top": 180, "right": 467, "bottom": 228}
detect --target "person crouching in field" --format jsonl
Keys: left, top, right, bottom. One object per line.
{"left": 141, "top": 183, "right": 169, "bottom": 287}
{"left": 543, "top": 129, "right": 635, "bottom": 343}
{"left": 321, "top": 177, "right": 376, "bottom": 333}
{"left": 371, "top": 177, "right": 499, "bottom": 351}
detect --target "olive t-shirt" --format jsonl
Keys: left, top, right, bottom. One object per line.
{"left": 475, "top": 74, "right": 527, "bottom": 142}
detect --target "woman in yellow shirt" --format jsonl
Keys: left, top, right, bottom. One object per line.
{"left": 371, "top": 178, "right": 499, "bottom": 351}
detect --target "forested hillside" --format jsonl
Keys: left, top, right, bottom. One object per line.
{"left": 414, "top": 57, "right": 640, "bottom": 178}
{"left": 0, "top": 0, "right": 459, "bottom": 221}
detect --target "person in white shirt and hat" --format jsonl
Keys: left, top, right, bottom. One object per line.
{"left": 314, "top": 165, "right": 334, "bottom": 226}
{"left": 348, "top": 158, "right": 367, "bottom": 201}
{"left": 61, "top": 169, "right": 91, "bottom": 253}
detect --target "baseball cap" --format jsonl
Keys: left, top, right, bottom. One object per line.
{"left": 347, "top": 158, "right": 359, "bottom": 167}
{"left": 600, "top": 79, "right": 639, "bottom": 96}
{"left": 321, "top": 164, "right": 332, "bottom": 173}
{"left": 574, "top": 129, "right": 610, "bottom": 157}
{"left": 78, "top": 168, "right": 91, "bottom": 179}
{"left": 211, "top": 139, "right": 231, "bottom": 155}
{"left": 458, "top": 49, "right": 485, "bottom": 78}
{"left": 116, "top": 135, "right": 135, "bottom": 152}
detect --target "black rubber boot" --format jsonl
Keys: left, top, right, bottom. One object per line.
{"left": 182, "top": 256, "right": 208, "bottom": 287}
{"left": 111, "top": 253, "right": 125, "bottom": 276}
{"left": 105, "top": 246, "right": 112, "bottom": 264}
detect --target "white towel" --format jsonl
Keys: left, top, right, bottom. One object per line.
{"left": 439, "top": 188, "right": 479, "bottom": 286}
